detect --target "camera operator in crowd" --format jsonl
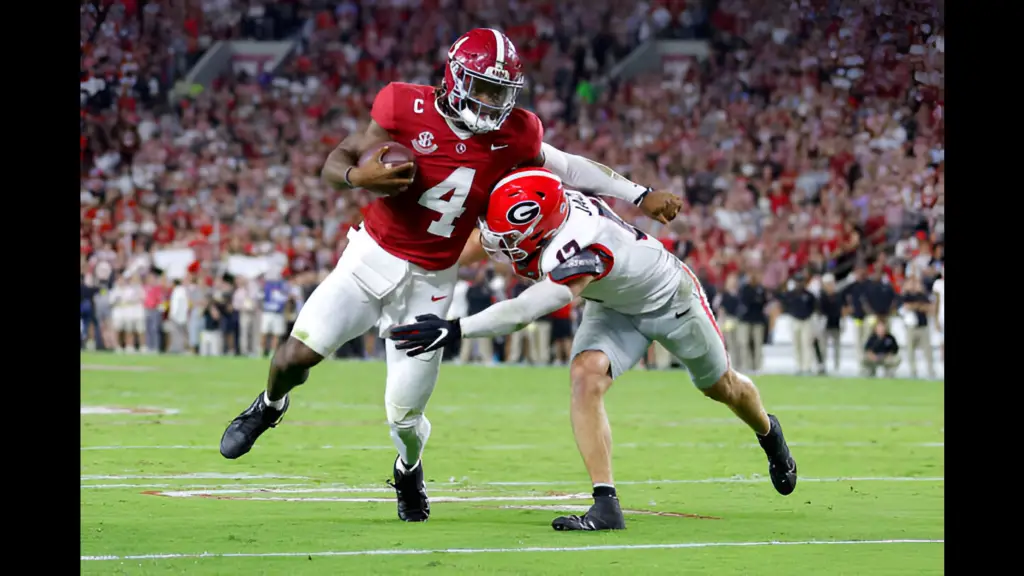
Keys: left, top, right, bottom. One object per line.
{"left": 862, "top": 322, "right": 901, "bottom": 378}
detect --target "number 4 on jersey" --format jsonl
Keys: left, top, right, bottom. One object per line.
{"left": 418, "top": 166, "right": 475, "bottom": 238}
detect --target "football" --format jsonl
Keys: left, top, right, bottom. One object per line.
{"left": 358, "top": 141, "right": 417, "bottom": 196}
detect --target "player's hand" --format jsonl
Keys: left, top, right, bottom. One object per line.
{"left": 389, "top": 314, "right": 462, "bottom": 357}
{"left": 350, "top": 146, "right": 416, "bottom": 193}
{"left": 639, "top": 190, "right": 683, "bottom": 225}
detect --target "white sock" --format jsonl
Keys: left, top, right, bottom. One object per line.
{"left": 396, "top": 457, "right": 421, "bottom": 474}
{"left": 263, "top": 391, "right": 287, "bottom": 410}
{"left": 390, "top": 415, "right": 431, "bottom": 471}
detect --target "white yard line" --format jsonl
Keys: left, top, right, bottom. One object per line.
{"left": 80, "top": 483, "right": 320, "bottom": 490}
{"left": 482, "top": 476, "right": 945, "bottom": 487}
{"left": 81, "top": 539, "right": 944, "bottom": 561}
{"left": 80, "top": 441, "right": 943, "bottom": 451}
{"left": 156, "top": 487, "right": 485, "bottom": 497}
{"left": 81, "top": 445, "right": 216, "bottom": 450}
{"left": 79, "top": 473, "right": 310, "bottom": 480}
{"left": 197, "top": 495, "right": 594, "bottom": 503}
{"left": 79, "top": 475, "right": 944, "bottom": 490}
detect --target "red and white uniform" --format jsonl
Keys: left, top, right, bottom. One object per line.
{"left": 289, "top": 27, "right": 541, "bottom": 471}
{"left": 480, "top": 173, "right": 728, "bottom": 388}
{"left": 291, "top": 89, "right": 539, "bottom": 447}
{"left": 364, "top": 82, "right": 543, "bottom": 270}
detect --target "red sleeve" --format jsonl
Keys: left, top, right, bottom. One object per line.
{"left": 514, "top": 109, "right": 544, "bottom": 164}
{"left": 370, "top": 82, "right": 399, "bottom": 131}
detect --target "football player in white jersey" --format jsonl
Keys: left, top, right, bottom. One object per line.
{"left": 390, "top": 168, "right": 798, "bottom": 531}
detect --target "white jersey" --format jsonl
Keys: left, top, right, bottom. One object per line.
{"left": 513, "top": 189, "right": 690, "bottom": 316}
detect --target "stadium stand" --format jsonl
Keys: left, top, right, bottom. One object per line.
{"left": 80, "top": 0, "right": 944, "bottom": 378}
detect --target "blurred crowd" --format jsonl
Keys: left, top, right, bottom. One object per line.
{"left": 80, "top": 0, "right": 944, "bottom": 373}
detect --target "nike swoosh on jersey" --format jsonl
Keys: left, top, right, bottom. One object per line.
{"left": 491, "top": 144, "right": 509, "bottom": 150}
{"left": 431, "top": 295, "right": 447, "bottom": 302}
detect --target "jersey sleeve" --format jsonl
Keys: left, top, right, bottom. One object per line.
{"left": 548, "top": 248, "right": 606, "bottom": 285}
{"left": 512, "top": 109, "right": 544, "bottom": 165}
{"left": 370, "top": 82, "right": 400, "bottom": 132}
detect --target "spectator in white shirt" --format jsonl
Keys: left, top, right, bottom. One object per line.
{"left": 232, "top": 277, "right": 260, "bottom": 357}
{"left": 168, "top": 277, "right": 191, "bottom": 354}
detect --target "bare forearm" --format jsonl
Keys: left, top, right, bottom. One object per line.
{"left": 321, "top": 141, "right": 360, "bottom": 188}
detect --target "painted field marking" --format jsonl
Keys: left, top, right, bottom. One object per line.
{"left": 81, "top": 445, "right": 214, "bottom": 451}
{"left": 80, "top": 473, "right": 310, "bottom": 480}
{"left": 152, "top": 487, "right": 488, "bottom": 497}
{"left": 81, "top": 483, "right": 319, "bottom": 490}
{"left": 81, "top": 406, "right": 179, "bottom": 415}
{"left": 188, "top": 495, "right": 594, "bottom": 504}
{"left": 80, "top": 441, "right": 943, "bottom": 451}
{"left": 81, "top": 539, "right": 944, "bottom": 561}
{"left": 497, "top": 505, "right": 721, "bottom": 520}
{"left": 482, "top": 476, "right": 945, "bottom": 487}
{"left": 80, "top": 364, "right": 157, "bottom": 372}
{"left": 79, "top": 475, "right": 944, "bottom": 490}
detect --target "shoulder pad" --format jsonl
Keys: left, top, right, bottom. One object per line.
{"left": 549, "top": 248, "right": 605, "bottom": 284}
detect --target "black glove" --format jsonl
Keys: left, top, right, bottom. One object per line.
{"left": 389, "top": 314, "right": 462, "bottom": 357}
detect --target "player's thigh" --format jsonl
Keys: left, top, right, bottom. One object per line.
{"left": 381, "top": 264, "right": 458, "bottom": 335}
{"left": 383, "top": 339, "right": 443, "bottom": 422}
{"left": 381, "top": 264, "right": 458, "bottom": 422}
{"left": 291, "top": 267, "right": 382, "bottom": 357}
{"left": 571, "top": 302, "right": 649, "bottom": 380}
{"left": 655, "top": 292, "right": 729, "bottom": 390}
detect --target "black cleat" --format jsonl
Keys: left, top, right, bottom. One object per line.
{"left": 388, "top": 457, "right": 430, "bottom": 522}
{"left": 219, "top": 393, "right": 289, "bottom": 459}
{"left": 552, "top": 495, "right": 626, "bottom": 531}
{"left": 757, "top": 413, "right": 798, "bottom": 495}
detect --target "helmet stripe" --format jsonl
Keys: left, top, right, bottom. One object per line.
{"left": 488, "top": 28, "right": 506, "bottom": 65}
{"left": 494, "top": 170, "right": 561, "bottom": 191}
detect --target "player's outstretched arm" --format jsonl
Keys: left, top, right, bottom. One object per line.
{"left": 388, "top": 276, "right": 592, "bottom": 357}
{"left": 529, "top": 143, "right": 682, "bottom": 224}
{"left": 459, "top": 276, "right": 589, "bottom": 338}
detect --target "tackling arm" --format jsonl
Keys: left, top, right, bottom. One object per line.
{"left": 524, "top": 143, "right": 650, "bottom": 206}
{"left": 460, "top": 276, "right": 591, "bottom": 339}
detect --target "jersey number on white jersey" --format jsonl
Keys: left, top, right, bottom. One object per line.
{"left": 418, "top": 166, "right": 475, "bottom": 238}
{"left": 555, "top": 239, "right": 582, "bottom": 263}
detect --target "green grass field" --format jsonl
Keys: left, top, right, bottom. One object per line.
{"left": 81, "top": 352, "right": 943, "bottom": 575}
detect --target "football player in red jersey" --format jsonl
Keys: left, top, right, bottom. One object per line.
{"left": 219, "top": 28, "right": 683, "bottom": 523}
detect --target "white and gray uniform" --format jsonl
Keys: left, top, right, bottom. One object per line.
{"left": 538, "top": 190, "right": 729, "bottom": 388}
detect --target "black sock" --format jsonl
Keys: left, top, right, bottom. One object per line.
{"left": 593, "top": 484, "right": 617, "bottom": 498}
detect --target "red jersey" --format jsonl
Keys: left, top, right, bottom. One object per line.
{"left": 362, "top": 82, "right": 544, "bottom": 270}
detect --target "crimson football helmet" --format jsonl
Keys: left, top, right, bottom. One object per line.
{"left": 441, "top": 28, "right": 524, "bottom": 134}
{"left": 480, "top": 168, "right": 569, "bottom": 262}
